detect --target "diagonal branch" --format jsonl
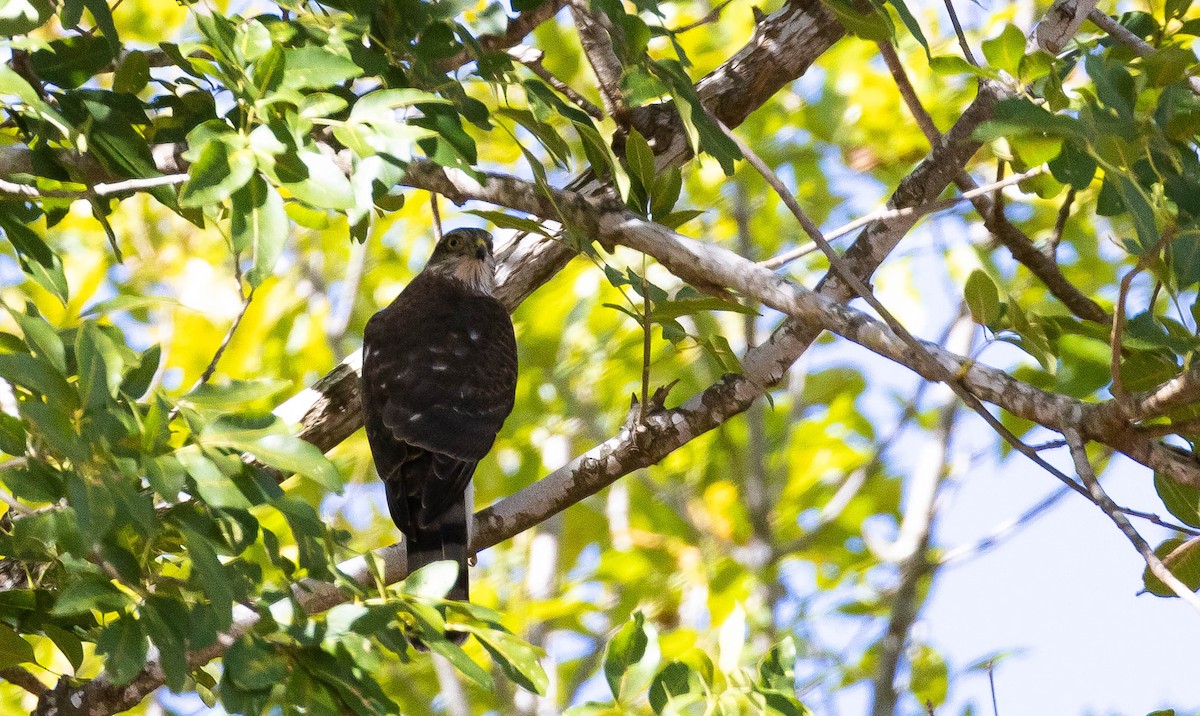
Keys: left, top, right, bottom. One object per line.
{"left": 1065, "top": 426, "right": 1200, "bottom": 614}
{"left": 875, "top": 41, "right": 1110, "bottom": 325}
{"left": 435, "top": 0, "right": 570, "bottom": 73}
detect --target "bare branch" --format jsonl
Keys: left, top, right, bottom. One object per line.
{"left": 568, "top": 0, "right": 628, "bottom": 120}
{"left": 1048, "top": 187, "right": 1076, "bottom": 258}
{"left": 1088, "top": 10, "right": 1200, "bottom": 96}
{"left": 0, "top": 666, "right": 47, "bottom": 697}
{"left": 0, "top": 173, "right": 188, "bottom": 200}
{"left": 870, "top": 401, "right": 957, "bottom": 716}
{"left": 1064, "top": 426, "right": 1200, "bottom": 614}
{"left": 507, "top": 45, "right": 604, "bottom": 120}
{"left": 670, "top": 0, "right": 734, "bottom": 34}
{"left": 1122, "top": 364, "right": 1200, "bottom": 421}
{"left": 876, "top": 41, "right": 1110, "bottom": 325}
{"left": 759, "top": 167, "right": 1048, "bottom": 270}
{"left": 942, "top": 0, "right": 979, "bottom": 66}
{"left": 939, "top": 486, "right": 1073, "bottom": 565}
{"left": 197, "top": 289, "right": 255, "bottom": 388}
{"left": 436, "top": 0, "right": 570, "bottom": 73}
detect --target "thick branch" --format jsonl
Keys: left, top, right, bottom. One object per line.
{"left": 568, "top": 0, "right": 628, "bottom": 119}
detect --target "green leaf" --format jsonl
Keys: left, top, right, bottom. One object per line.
{"left": 470, "top": 626, "right": 549, "bottom": 695}
{"left": 76, "top": 321, "right": 125, "bottom": 408}
{"left": 604, "top": 611, "right": 651, "bottom": 701}
{"left": 183, "top": 378, "right": 290, "bottom": 407}
{"left": 888, "top": 0, "right": 930, "bottom": 58}
{"left": 231, "top": 175, "right": 288, "bottom": 287}
{"left": 235, "top": 18, "right": 273, "bottom": 62}
{"left": 0, "top": 213, "right": 55, "bottom": 269}
{"left": 1154, "top": 473, "right": 1200, "bottom": 528}
{"left": 0, "top": 351, "right": 73, "bottom": 404}
{"left": 0, "top": 0, "right": 53, "bottom": 35}
{"left": 6, "top": 303, "right": 65, "bottom": 372}
{"left": 429, "top": 638, "right": 494, "bottom": 690}
{"left": 42, "top": 623, "right": 83, "bottom": 672}
{"left": 402, "top": 561, "right": 460, "bottom": 599}
{"left": 963, "top": 270, "right": 1001, "bottom": 326}
{"left": 278, "top": 151, "right": 354, "bottom": 210}
{"left": 929, "top": 55, "right": 993, "bottom": 78}
{"left": 649, "top": 167, "right": 682, "bottom": 220}
{"left": 177, "top": 445, "right": 251, "bottom": 508}
{"left": 1142, "top": 537, "right": 1200, "bottom": 597}
{"left": 0, "top": 623, "right": 35, "bottom": 670}
{"left": 280, "top": 47, "right": 362, "bottom": 91}
{"left": 223, "top": 432, "right": 340, "bottom": 490}
{"left": 909, "top": 644, "right": 948, "bottom": 707}
{"left": 225, "top": 636, "right": 288, "bottom": 691}
{"left": 29, "top": 35, "right": 115, "bottom": 89}
{"left": 1048, "top": 141, "right": 1096, "bottom": 190}
{"left": 0, "top": 412, "right": 28, "bottom": 456}
{"left": 823, "top": 0, "right": 893, "bottom": 41}
{"left": 624, "top": 128, "right": 657, "bottom": 192}
{"left": 981, "top": 23, "right": 1025, "bottom": 75}
{"left": 51, "top": 573, "right": 132, "bottom": 615}
{"left": 973, "top": 99, "right": 1083, "bottom": 142}
{"left": 1112, "top": 174, "right": 1160, "bottom": 252}
{"left": 299, "top": 92, "right": 350, "bottom": 120}
{"left": 96, "top": 618, "right": 148, "bottom": 686}
{"left": 113, "top": 50, "right": 150, "bottom": 95}
{"left": 649, "top": 661, "right": 702, "bottom": 712}
{"left": 77, "top": 0, "right": 119, "bottom": 52}
{"left": 1085, "top": 53, "right": 1135, "bottom": 121}
{"left": 652, "top": 295, "right": 757, "bottom": 321}
{"left": 179, "top": 133, "right": 256, "bottom": 208}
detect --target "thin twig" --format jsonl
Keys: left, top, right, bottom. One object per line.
{"left": 1048, "top": 187, "right": 1075, "bottom": 258}
{"left": 876, "top": 40, "right": 1110, "bottom": 325}
{"left": 170, "top": 288, "right": 257, "bottom": 423}
{"left": 670, "top": 0, "right": 734, "bottom": 34}
{"left": 0, "top": 173, "right": 189, "bottom": 200}
{"left": 508, "top": 45, "right": 604, "bottom": 120}
{"left": 1089, "top": 9, "right": 1200, "bottom": 94}
{"left": 1111, "top": 232, "right": 1173, "bottom": 413}
{"left": 939, "top": 486, "right": 1073, "bottom": 565}
{"left": 760, "top": 167, "right": 1046, "bottom": 270}
{"left": 431, "top": 192, "right": 443, "bottom": 240}
{"left": 638, "top": 255, "right": 651, "bottom": 423}
{"left": 715, "top": 115, "right": 1110, "bottom": 509}
{"left": 943, "top": 0, "right": 980, "bottom": 65}
{"left": 988, "top": 661, "right": 999, "bottom": 716}
{"left": 1065, "top": 425, "right": 1200, "bottom": 614}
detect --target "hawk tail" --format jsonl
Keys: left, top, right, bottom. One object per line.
{"left": 388, "top": 481, "right": 470, "bottom": 645}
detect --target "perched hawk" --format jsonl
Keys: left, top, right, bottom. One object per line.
{"left": 362, "top": 227, "right": 517, "bottom": 609}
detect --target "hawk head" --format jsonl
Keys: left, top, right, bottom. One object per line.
{"left": 426, "top": 228, "right": 496, "bottom": 295}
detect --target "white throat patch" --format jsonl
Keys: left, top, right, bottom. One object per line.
{"left": 434, "top": 257, "right": 496, "bottom": 296}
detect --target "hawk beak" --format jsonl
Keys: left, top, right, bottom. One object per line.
{"left": 474, "top": 237, "right": 490, "bottom": 260}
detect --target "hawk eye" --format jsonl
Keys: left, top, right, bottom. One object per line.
{"left": 446, "top": 236, "right": 461, "bottom": 249}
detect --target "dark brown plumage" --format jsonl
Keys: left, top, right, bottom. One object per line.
{"left": 361, "top": 228, "right": 517, "bottom": 616}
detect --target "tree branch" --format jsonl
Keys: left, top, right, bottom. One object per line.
{"left": 1088, "top": 9, "right": 1200, "bottom": 95}
{"left": 875, "top": 41, "right": 1110, "bottom": 325}
{"left": 435, "top": 0, "right": 570, "bottom": 73}
{"left": 567, "top": 0, "right": 628, "bottom": 120}
{"left": 1064, "top": 426, "right": 1200, "bottom": 614}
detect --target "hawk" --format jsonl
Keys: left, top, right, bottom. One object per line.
{"left": 362, "top": 227, "right": 517, "bottom": 612}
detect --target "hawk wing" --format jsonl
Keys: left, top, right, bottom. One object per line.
{"left": 361, "top": 272, "right": 517, "bottom": 532}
